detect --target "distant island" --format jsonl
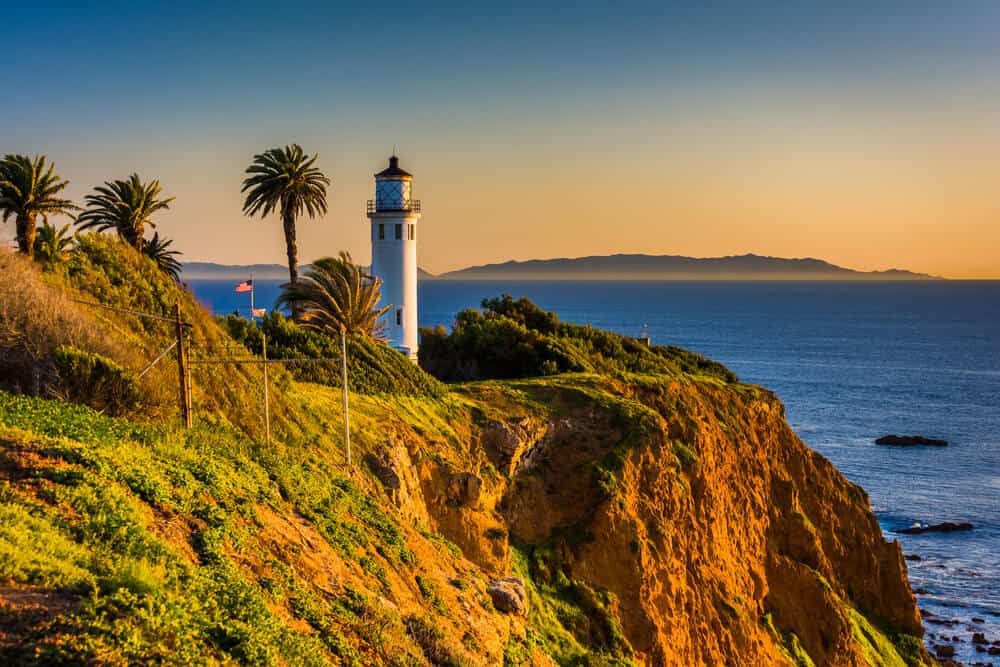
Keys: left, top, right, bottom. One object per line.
{"left": 183, "top": 254, "right": 940, "bottom": 282}
{"left": 433, "top": 253, "right": 940, "bottom": 281}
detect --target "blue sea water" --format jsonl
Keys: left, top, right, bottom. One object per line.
{"left": 191, "top": 278, "right": 1000, "bottom": 659}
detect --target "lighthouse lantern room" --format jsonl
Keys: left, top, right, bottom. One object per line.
{"left": 367, "top": 155, "right": 421, "bottom": 361}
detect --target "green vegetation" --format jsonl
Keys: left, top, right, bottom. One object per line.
{"left": 242, "top": 144, "right": 330, "bottom": 290}
{"left": 76, "top": 173, "right": 174, "bottom": 250}
{"left": 506, "top": 545, "right": 636, "bottom": 667}
{"left": 33, "top": 221, "right": 75, "bottom": 268}
{"left": 762, "top": 613, "right": 815, "bottom": 667}
{"left": 51, "top": 345, "right": 142, "bottom": 416}
{"left": 0, "top": 390, "right": 433, "bottom": 664}
{"left": 419, "top": 295, "right": 736, "bottom": 383}
{"left": 276, "top": 252, "right": 391, "bottom": 339}
{"left": 142, "top": 231, "right": 183, "bottom": 281}
{"left": 221, "top": 311, "right": 445, "bottom": 397}
{"left": 0, "top": 154, "right": 79, "bottom": 258}
{"left": 847, "top": 607, "right": 923, "bottom": 667}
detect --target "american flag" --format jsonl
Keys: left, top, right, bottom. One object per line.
{"left": 235, "top": 280, "right": 253, "bottom": 293}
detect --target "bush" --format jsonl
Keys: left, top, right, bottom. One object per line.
{"left": 220, "top": 311, "right": 445, "bottom": 397}
{"left": 0, "top": 250, "right": 133, "bottom": 395}
{"left": 418, "top": 295, "right": 736, "bottom": 383}
{"left": 51, "top": 345, "right": 142, "bottom": 416}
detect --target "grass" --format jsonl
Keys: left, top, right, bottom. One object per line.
{"left": 0, "top": 390, "right": 429, "bottom": 664}
{"left": 507, "top": 544, "right": 637, "bottom": 667}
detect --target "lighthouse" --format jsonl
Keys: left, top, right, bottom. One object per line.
{"left": 367, "top": 155, "right": 421, "bottom": 361}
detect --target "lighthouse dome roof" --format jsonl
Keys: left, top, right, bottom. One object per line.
{"left": 375, "top": 155, "right": 412, "bottom": 180}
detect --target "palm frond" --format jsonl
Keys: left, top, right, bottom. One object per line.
{"left": 276, "top": 252, "right": 390, "bottom": 339}
{"left": 33, "top": 221, "right": 75, "bottom": 267}
{"left": 0, "top": 154, "right": 79, "bottom": 255}
{"left": 142, "top": 231, "right": 183, "bottom": 281}
{"left": 76, "top": 173, "right": 174, "bottom": 249}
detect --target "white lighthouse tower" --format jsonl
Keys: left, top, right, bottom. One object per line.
{"left": 367, "top": 155, "right": 421, "bottom": 361}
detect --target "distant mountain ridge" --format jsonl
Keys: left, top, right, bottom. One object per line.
{"left": 183, "top": 262, "right": 436, "bottom": 280}
{"left": 435, "top": 253, "right": 940, "bottom": 281}
{"left": 183, "top": 254, "right": 940, "bottom": 281}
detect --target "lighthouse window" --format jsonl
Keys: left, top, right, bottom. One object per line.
{"left": 394, "top": 224, "right": 402, "bottom": 240}
{"left": 408, "top": 224, "right": 415, "bottom": 240}
{"left": 396, "top": 309, "right": 402, "bottom": 325}
{"left": 378, "top": 224, "right": 384, "bottom": 240}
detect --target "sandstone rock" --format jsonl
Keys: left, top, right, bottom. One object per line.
{"left": 875, "top": 434, "right": 948, "bottom": 446}
{"left": 488, "top": 577, "right": 528, "bottom": 616}
{"left": 364, "top": 440, "right": 428, "bottom": 526}
{"left": 447, "top": 471, "right": 483, "bottom": 508}
{"left": 481, "top": 417, "right": 545, "bottom": 476}
{"left": 898, "top": 521, "right": 974, "bottom": 535}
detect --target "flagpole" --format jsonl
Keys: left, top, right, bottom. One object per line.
{"left": 250, "top": 273, "right": 255, "bottom": 325}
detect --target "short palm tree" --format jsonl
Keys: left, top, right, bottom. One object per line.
{"left": 143, "top": 231, "right": 183, "bottom": 281}
{"left": 33, "top": 222, "right": 75, "bottom": 267}
{"left": 76, "top": 173, "right": 174, "bottom": 250}
{"left": 276, "top": 252, "right": 390, "bottom": 339}
{"left": 241, "top": 145, "right": 330, "bottom": 291}
{"left": 0, "top": 154, "right": 79, "bottom": 258}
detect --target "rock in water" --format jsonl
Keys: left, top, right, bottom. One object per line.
{"left": 933, "top": 644, "right": 956, "bottom": 658}
{"left": 875, "top": 434, "right": 948, "bottom": 446}
{"left": 489, "top": 577, "right": 528, "bottom": 616}
{"left": 897, "top": 521, "right": 974, "bottom": 535}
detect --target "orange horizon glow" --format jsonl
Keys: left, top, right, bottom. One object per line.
{"left": 5, "top": 5, "right": 999, "bottom": 279}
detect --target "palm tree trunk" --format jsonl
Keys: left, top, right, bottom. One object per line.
{"left": 282, "top": 209, "right": 301, "bottom": 316}
{"left": 15, "top": 213, "right": 36, "bottom": 258}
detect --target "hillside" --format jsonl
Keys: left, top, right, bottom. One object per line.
{"left": 0, "top": 238, "right": 930, "bottom": 665}
{"left": 437, "top": 253, "right": 939, "bottom": 281}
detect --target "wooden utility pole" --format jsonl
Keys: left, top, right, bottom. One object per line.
{"left": 174, "top": 303, "right": 192, "bottom": 428}
{"left": 340, "top": 327, "right": 351, "bottom": 467}
{"left": 262, "top": 332, "right": 270, "bottom": 445}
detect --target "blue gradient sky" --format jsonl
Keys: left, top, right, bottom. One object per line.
{"left": 4, "top": 1, "right": 999, "bottom": 276}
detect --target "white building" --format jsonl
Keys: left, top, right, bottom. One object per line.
{"left": 367, "top": 155, "right": 421, "bottom": 361}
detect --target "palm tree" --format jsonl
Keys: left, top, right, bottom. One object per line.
{"left": 33, "top": 222, "right": 75, "bottom": 267}
{"left": 143, "top": 231, "right": 183, "bottom": 281}
{"left": 76, "top": 173, "right": 174, "bottom": 249}
{"left": 241, "top": 144, "right": 330, "bottom": 292}
{"left": 0, "top": 154, "right": 79, "bottom": 258}
{"left": 276, "top": 252, "right": 390, "bottom": 339}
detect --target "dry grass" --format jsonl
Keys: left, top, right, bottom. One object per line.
{"left": 0, "top": 251, "right": 129, "bottom": 393}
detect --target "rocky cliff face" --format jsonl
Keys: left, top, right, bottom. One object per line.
{"left": 367, "top": 374, "right": 927, "bottom": 666}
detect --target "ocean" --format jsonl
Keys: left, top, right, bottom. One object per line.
{"left": 191, "top": 278, "right": 1000, "bottom": 661}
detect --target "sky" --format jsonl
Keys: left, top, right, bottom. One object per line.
{"left": 4, "top": 1, "right": 999, "bottom": 278}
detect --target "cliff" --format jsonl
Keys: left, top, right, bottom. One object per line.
{"left": 0, "top": 240, "right": 929, "bottom": 665}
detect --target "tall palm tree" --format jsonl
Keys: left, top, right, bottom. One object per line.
{"left": 76, "top": 173, "right": 174, "bottom": 249}
{"left": 276, "top": 252, "right": 390, "bottom": 339}
{"left": 0, "top": 154, "right": 79, "bottom": 258}
{"left": 33, "top": 221, "right": 75, "bottom": 267}
{"left": 241, "top": 144, "right": 330, "bottom": 291}
{"left": 143, "top": 231, "right": 183, "bottom": 281}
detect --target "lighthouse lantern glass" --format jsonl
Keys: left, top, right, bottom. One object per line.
{"left": 375, "top": 179, "right": 410, "bottom": 210}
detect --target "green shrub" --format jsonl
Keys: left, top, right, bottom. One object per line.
{"left": 418, "top": 295, "right": 736, "bottom": 383}
{"left": 220, "top": 312, "right": 445, "bottom": 397}
{"left": 51, "top": 345, "right": 142, "bottom": 416}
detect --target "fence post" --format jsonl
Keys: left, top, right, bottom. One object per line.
{"left": 340, "top": 327, "right": 351, "bottom": 467}
{"left": 262, "top": 332, "right": 270, "bottom": 445}
{"left": 174, "top": 303, "right": 192, "bottom": 429}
